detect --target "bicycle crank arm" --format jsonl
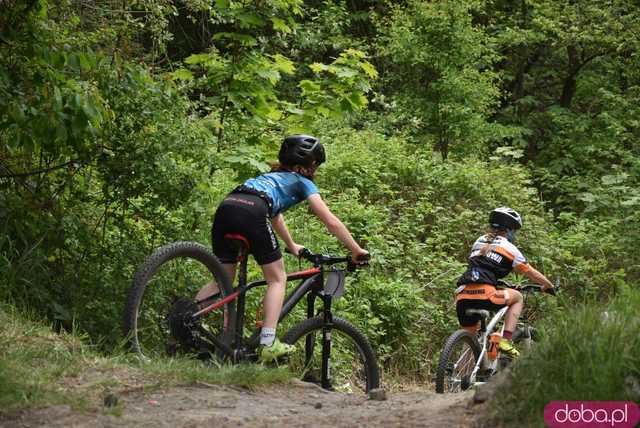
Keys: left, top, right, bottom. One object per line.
{"left": 195, "top": 326, "right": 236, "bottom": 361}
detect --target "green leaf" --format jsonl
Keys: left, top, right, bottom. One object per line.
{"left": 336, "top": 68, "right": 358, "bottom": 78}
{"left": 271, "top": 17, "right": 291, "bottom": 33}
{"left": 309, "top": 63, "right": 330, "bottom": 73}
{"left": 212, "top": 32, "right": 258, "bottom": 46}
{"left": 578, "top": 192, "right": 596, "bottom": 203}
{"left": 360, "top": 61, "right": 378, "bottom": 79}
{"left": 171, "top": 69, "right": 194, "bottom": 81}
{"left": 237, "top": 12, "right": 264, "bottom": 28}
{"left": 256, "top": 68, "right": 280, "bottom": 84}
{"left": 347, "top": 92, "right": 367, "bottom": 109}
{"left": 299, "top": 80, "right": 321, "bottom": 94}
{"left": 601, "top": 174, "right": 627, "bottom": 186}
{"left": 285, "top": 106, "right": 305, "bottom": 115}
{"left": 621, "top": 196, "right": 640, "bottom": 207}
{"left": 317, "top": 106, "right": 331, "bottom": 117}
{"left": 185, "top": 53, "right": 212, "bottom": 65}
{"left": 270, "top": 54, "right": 295, "bottom": 74}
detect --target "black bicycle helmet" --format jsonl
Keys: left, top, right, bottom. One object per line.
{"left": 489, "top": 207, "right": 523, "bottom": 231}
{"left": 278, "top": 135, "right": 326, "bottom": 167}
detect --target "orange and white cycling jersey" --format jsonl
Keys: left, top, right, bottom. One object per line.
{"left": 456, "top": 235, "right": 531, "bottom": 287}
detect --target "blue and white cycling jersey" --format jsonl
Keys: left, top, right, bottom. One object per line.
{"left": 243, "top": 171, "right": 319, "bottom": 217}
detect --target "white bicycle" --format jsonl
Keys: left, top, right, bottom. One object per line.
{"left": 435, "top": 281, "right": 555, "bottom": 393}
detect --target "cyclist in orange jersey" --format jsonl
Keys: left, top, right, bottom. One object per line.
{"left": 455, "top": 207, "right": 555, "bottom": 358}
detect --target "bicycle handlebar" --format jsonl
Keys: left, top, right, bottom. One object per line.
{"left": 285, "top": 247, "right": 370, "bottom": 271}
{"left": 497, "top": 280, "right": 557, "bottom": 296}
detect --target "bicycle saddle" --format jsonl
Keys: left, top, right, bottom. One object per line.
{"left": 465, "top": 309, "right": 491, "bottom": 320}
{"left": 224, "top": 233, "right": 250, "bottom": 250}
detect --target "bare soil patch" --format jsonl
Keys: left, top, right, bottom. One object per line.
{"left": 2, "top": 379, "right": 476, "bottom": 427}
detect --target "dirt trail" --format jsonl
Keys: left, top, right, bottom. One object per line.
{"left": 3, "top": 380, "right": 477, "bottom": 428}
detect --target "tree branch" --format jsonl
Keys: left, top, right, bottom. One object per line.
{"left": 0, "top": 159, "right": 83, "bottom": 179}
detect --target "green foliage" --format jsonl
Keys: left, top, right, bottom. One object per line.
{"left": 377, "top": 0, "right": 514, "bottom": 159}
{"left": 0, "top": 1, "right": 219, "bottom": 339}
{"left": 486, "top": 0, "right": 640, "bottom": 211}
{"left": 486, "top": 289, "right": 640, "bottom": 427}
{"left": 1, "top": 0, "right": 639, "bottom": 392}
{"left": 0, "top": 305, "right": 90, "bottom": 412}
{"left": 176, "top": 45, "right": 376, "bottom": 149}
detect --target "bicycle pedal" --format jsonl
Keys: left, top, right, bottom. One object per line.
{"left": 244, "top": 351, "right": 258, "bottom": 361}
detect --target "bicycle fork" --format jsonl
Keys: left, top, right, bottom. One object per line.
{"left": 304, "top": 290, "right": 334, "bottom": 389}
{"left": 321, "top": 294, "right": 333, "bottom": 390}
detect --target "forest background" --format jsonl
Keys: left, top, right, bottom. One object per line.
{"left": 1, "top": 0, "right": 639, "bottom": 382}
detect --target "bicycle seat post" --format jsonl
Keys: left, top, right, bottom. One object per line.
{"left": 465, "top": 309, "right": 490, "bottom": 333}
{"left": 224, "top": 233, "right": 250, "bottom": 353}
{"left": 224, "top": 234, "right": 250, "bottom": 287}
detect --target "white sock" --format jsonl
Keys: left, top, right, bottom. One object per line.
{"left": 260, "top": 327, "right": 276, "bottom": 346}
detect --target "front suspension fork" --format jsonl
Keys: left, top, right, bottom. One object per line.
{"left": 321, "top": 294, "right": 333, "bottom": 390}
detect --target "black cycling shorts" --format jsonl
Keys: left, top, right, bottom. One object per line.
{"left": 211, "top": 193, "right": 281, "bottom": 265}
{"left": 456, "top": 299, "right": 507, "bottom": 327}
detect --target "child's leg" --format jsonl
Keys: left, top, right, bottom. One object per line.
{"left": 195, "top": 263, "right": 237, "bottom": 302}
{"left": 503, "top": 289, "right": 523, "bottom": 336}
{"left": 258, "top": 258, "right": 287, "bottom": 345}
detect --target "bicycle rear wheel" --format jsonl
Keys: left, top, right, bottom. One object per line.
{"left": 282, "top": 316, "right": 380, "bottom": 394}
{"left": 122, "top": 241, "right": 236, "bottom": 360}
{"left": 435, "top": 329, "right": 481, "bottom": 393}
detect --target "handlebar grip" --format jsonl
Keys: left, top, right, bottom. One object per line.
{"left": 284, "top": 247, "right": 310, "bottom": 258}
{"left": 347, "top": 253, "right": 370, "bottom": 272}
{"left": 545, "top": 287, "right": 557, "bottom": 296}
{"left": 356, "top": 253, "right": 371, "bottom": 263}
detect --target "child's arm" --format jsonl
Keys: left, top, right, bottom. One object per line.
{"left": 271, "top": 214, "right": 304, "bottom": 255}
{"left": 519, "top": 264, "right": 554, "bottom": 290}
{"left": 306, "top": 194, "right": 368, "bottom": 261}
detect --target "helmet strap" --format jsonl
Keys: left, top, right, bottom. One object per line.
{"left": 506, "top": 229, "right": 516, "bottom": 242}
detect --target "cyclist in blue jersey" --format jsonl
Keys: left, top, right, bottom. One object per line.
{"left": 196, "top": 135, "right": 369, "bottom": 362}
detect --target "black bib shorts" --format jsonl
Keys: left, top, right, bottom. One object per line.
{"left": 211, "top": 193, "right": 281, "bottom": 265}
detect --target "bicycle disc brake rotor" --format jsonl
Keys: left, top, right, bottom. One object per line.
{"left": 166, "top": 297, "right": 201, "bottom": 349}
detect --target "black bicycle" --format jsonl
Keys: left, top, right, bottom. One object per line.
{"left": 123, "top": 237, "right": 380, "bottom": 393}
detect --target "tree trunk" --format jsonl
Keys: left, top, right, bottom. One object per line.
{"left": 559, "top": 45, "right": 580, "bottom": 109}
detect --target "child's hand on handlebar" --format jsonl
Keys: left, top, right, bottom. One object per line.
{"left": 351, "top": 248, "right": 370, "bottom": 265}
{"left": 287, "top": 243, "right": 306, "bottom": 257}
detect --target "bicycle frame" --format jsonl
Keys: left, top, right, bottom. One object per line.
{"left": 438, "top": 283, "right": 553, "bottom": 393}
{"left": 186, "top": 247, "right": 347, "bottom": 382}
{"left": 467, "top": 306, "right": 508, "bottom": 386}
{"left": 453, "top": 287, "right": 538, "bottom": 389}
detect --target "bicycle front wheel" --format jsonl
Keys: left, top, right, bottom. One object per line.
{"left": 435, "top": 329, "right": 481, "bottom": 393}
{"left": 282, "top": 316, "right": 380, "bottom": 394}
{"left": 122, "top": 241, "right": 236, "bottom": 360}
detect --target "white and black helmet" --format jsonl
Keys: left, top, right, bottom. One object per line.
{"left": 489, "top": 207, "right": 522, "bottom": 231}
{"left": 278, "top": 135, "right": 326, "bottom": 167}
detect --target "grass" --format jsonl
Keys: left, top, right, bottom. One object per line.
{"left": 0, "top": 304, "right": 293, "bottom": 416}
{"left": 485, "top": 288, "right": 640, "bottom": 427}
